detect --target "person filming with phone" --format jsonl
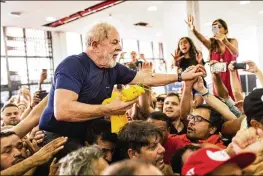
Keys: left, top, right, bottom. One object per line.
{"left": 186, "top": 15, "right": 239, "bottom": 100}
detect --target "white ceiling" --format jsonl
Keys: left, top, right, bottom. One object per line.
{"left": 1, "top": 1, "right": 263, "bottom": 41}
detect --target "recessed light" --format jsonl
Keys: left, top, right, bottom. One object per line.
{"left": 148, "top": 6, "right": 157, "bottom": 11}
{"left": 46, "top": 17, "right": 56, "bottom": 22}
{"left": 156, "top": 33, "right": 162, "bottom": 37}
{"left": 259, "top": 10, "right": 263, "bottom": 14}
{"left": 240, "top": 1, "right": 250, "bottom": 5}
{"left": 9, "top": 12, "right": 22, "bottom": 17}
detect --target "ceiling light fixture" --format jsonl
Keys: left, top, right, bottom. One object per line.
{"left": 9, "top": 12, "right": 22, "bottom": 17}
{"left": 259, "top": 10, "right": 263, "bottom": 14}
{"left": 240, "top": 1, "right": 250, "bottom": 5}
{"left": 46, "top": 17, "right": 56, "bottom": 22}
{"left": 148, "top": 6, "right": 157, "bottom": 11}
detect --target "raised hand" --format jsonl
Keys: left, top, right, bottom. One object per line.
{"left": 196, "top": 50, "right": 203, "bottom": 65}
{"left": 185, "top": 15, "right": 195, "bottom": 31}
{"left": 228, "top": 61, "right": 236, "bottom": 72}
{"left": 181, "top": 65, "right": 206, "bottom": 81}
{"left": 214, "top": 33, "right": 226, "bottom": 42}
{"left": 193, "top": 76, "right": 206, "bottom": 94}
{"left": 138, "top": 62, "right": 153, "bottom": 73}
{"left": 31, "top": 91, "right": 42, "bottom": 108}
{"left": 171, "top": 50, "right": 184, "bottom": 67}
{"left": 31, "top": 136, "right": 67, "bottom": 166}
{"left": 231, "top": 128, "right": 263, "bottom": 155}
{"left": 40, "top": 71, "right": 47, "bottom": 84}
{"left": 244, "top": 60, "right": 259, "bottom": 73}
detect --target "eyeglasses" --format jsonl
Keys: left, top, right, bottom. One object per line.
{"left": 157, "top": 97, "right": 165, "bottom": 102}
{"left": 187, "top": 114, "right": 212, "bottom": 124}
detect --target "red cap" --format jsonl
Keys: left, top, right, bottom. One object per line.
{"left": 182, "top": 148, "right": 256, "bottom": 176}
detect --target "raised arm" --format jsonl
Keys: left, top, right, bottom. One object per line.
{"left": 228, "top": 61, "right": 244, "bottom": 101}
{"left": 130, "top": 64, "right": 206, "bottom": 86}
{"left": 1, "top": 137, "right": 67, "bottom": 176}
{"left": 12, "top": 95, "right": 48, "bottom": 138}
{"left": 244, "top": 60, "right": 263, "bottom": 88}
{"left": 185, "top": 15, "right": 211, "bottom": 49}
{"left": 193, "top": 77, "right": 237, "bottom": 121}
{"left": 180, "top": 78, "right": 195, "bottom": 120}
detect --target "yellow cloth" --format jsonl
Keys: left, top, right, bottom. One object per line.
{"left": 102, "top": 85, "right": 145, "bottom": 133}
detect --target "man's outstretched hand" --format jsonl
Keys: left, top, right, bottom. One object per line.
{"left": 181, "top": 65, "right": 206, "bottom": 81}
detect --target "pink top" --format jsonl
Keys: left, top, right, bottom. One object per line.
{"left": 211, "top": 47, "right": 239, "bottom": 101}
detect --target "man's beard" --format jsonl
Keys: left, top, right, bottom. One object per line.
{"left": 106, "top": 55, "right": 117, "bottom": 68}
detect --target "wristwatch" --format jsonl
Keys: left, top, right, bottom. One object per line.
{"left": 178, "top": 72, "right": 182, "bottom": 82}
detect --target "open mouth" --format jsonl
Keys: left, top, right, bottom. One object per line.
{"left": 187, "top": 127, "right": 194, "bottom": 132}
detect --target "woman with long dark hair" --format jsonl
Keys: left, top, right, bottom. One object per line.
{"left": 171, "top": 37, "right": 206, "bottom": 106}
{"left": 186, "top": 15, "right": 239, "bottom": 100}
{"left": 171, "top": 37, "right": 204, "bottom": 72}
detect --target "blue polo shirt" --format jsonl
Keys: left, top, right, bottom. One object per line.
{"left": 39, "top": 52, "right": 136, "bottom": 139}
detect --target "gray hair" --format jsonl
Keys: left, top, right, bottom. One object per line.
{"left": 59, "top": 145, "right": 103, "bottom": 175}
{"left": 85, "top": 22, "right": 117, "bottom": 47}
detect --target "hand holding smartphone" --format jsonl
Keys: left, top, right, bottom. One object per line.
{"left": 212, "top": 25, "right": 219, "bottom": 36}
{"left": 233, "top": 63, "right": 247, "bottom": 70}
{"left": 210, "top": 62, "right": 227, "bottom": 73}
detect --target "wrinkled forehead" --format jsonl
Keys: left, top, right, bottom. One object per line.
{"left": 107, "top": 29, "right": 120, "bottom": 40}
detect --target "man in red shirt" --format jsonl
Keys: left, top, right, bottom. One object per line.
{"left": 147, "top": 111, "right": 185, "bottom": 164}
{"left": 177, "top": 104, "right": 226, "bottom": 149}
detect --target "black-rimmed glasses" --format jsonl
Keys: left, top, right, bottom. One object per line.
{"left": 187, "top": 114, "right": 212, "bottom": 124}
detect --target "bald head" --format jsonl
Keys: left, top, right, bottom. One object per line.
{"left": 101, "top": 159, "right": 163, "bottom": 175}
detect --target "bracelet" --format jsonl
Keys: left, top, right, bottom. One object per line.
{"left": 201, "top": 90, "right": 209, "bottom": 97}
{"left": 178, "top": 72, "right": 182, "bottom": 82}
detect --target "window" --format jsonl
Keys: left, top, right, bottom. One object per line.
{"left": 1, "top": 26, "right": 54, "bottom": 100}
{"left": 8, "top": 57, "right": 28, "bottom": 84}
{"left": 139, "top": 41, "right": 153, "bottom": 59}
{"left": 27, "top": 57, "right": 52, "bottom": 83}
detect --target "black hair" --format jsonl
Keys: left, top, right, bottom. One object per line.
{"left": 177, "top": 37, "right": 198, "bottom": 60}
{"left": 1, "top": 103, "right": 18, "bottom": 112}
{"left": 171, "top": 145, "right": 201, "bottom": 174}
{"left": 210, "top": 19, "right": 230, "bottom": 59}
{"left": 117, "top": 121, "right": 163, "bottom": 160}
{"left": 165, "top": 92, "right": 180, "bottom": 101}
{"left": 0, "top": 131, "right": 16, "bottom": 139}
{"left": 147, "top": 111, "right": 171, "bottom": 128}
{"left": 247, "top": 115, "right": 263, "bottom": 127}
{"left": 195, "top": 104, "right": 224, "bottom": 134}
{"left": 85, "top": 119, "right": 118, "bottom": 145}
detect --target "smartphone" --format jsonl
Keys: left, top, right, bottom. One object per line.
{"left": 42, "top": 69, "right": 47, "bottom": 72}
{"left": 210, "top": 62, "right": 227, "bottom": 73}
{"left": 38, "top": 90, "right": 48, "bottom": 100}
{"left": 212, "top": 25, "right": 219, "bottom": 35}
{"left": 233, "top": 63, "right": 247, "bottom": 70}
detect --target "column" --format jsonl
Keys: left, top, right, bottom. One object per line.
{"left": 162, "top": 1, "right": 201, "bottom": 73}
